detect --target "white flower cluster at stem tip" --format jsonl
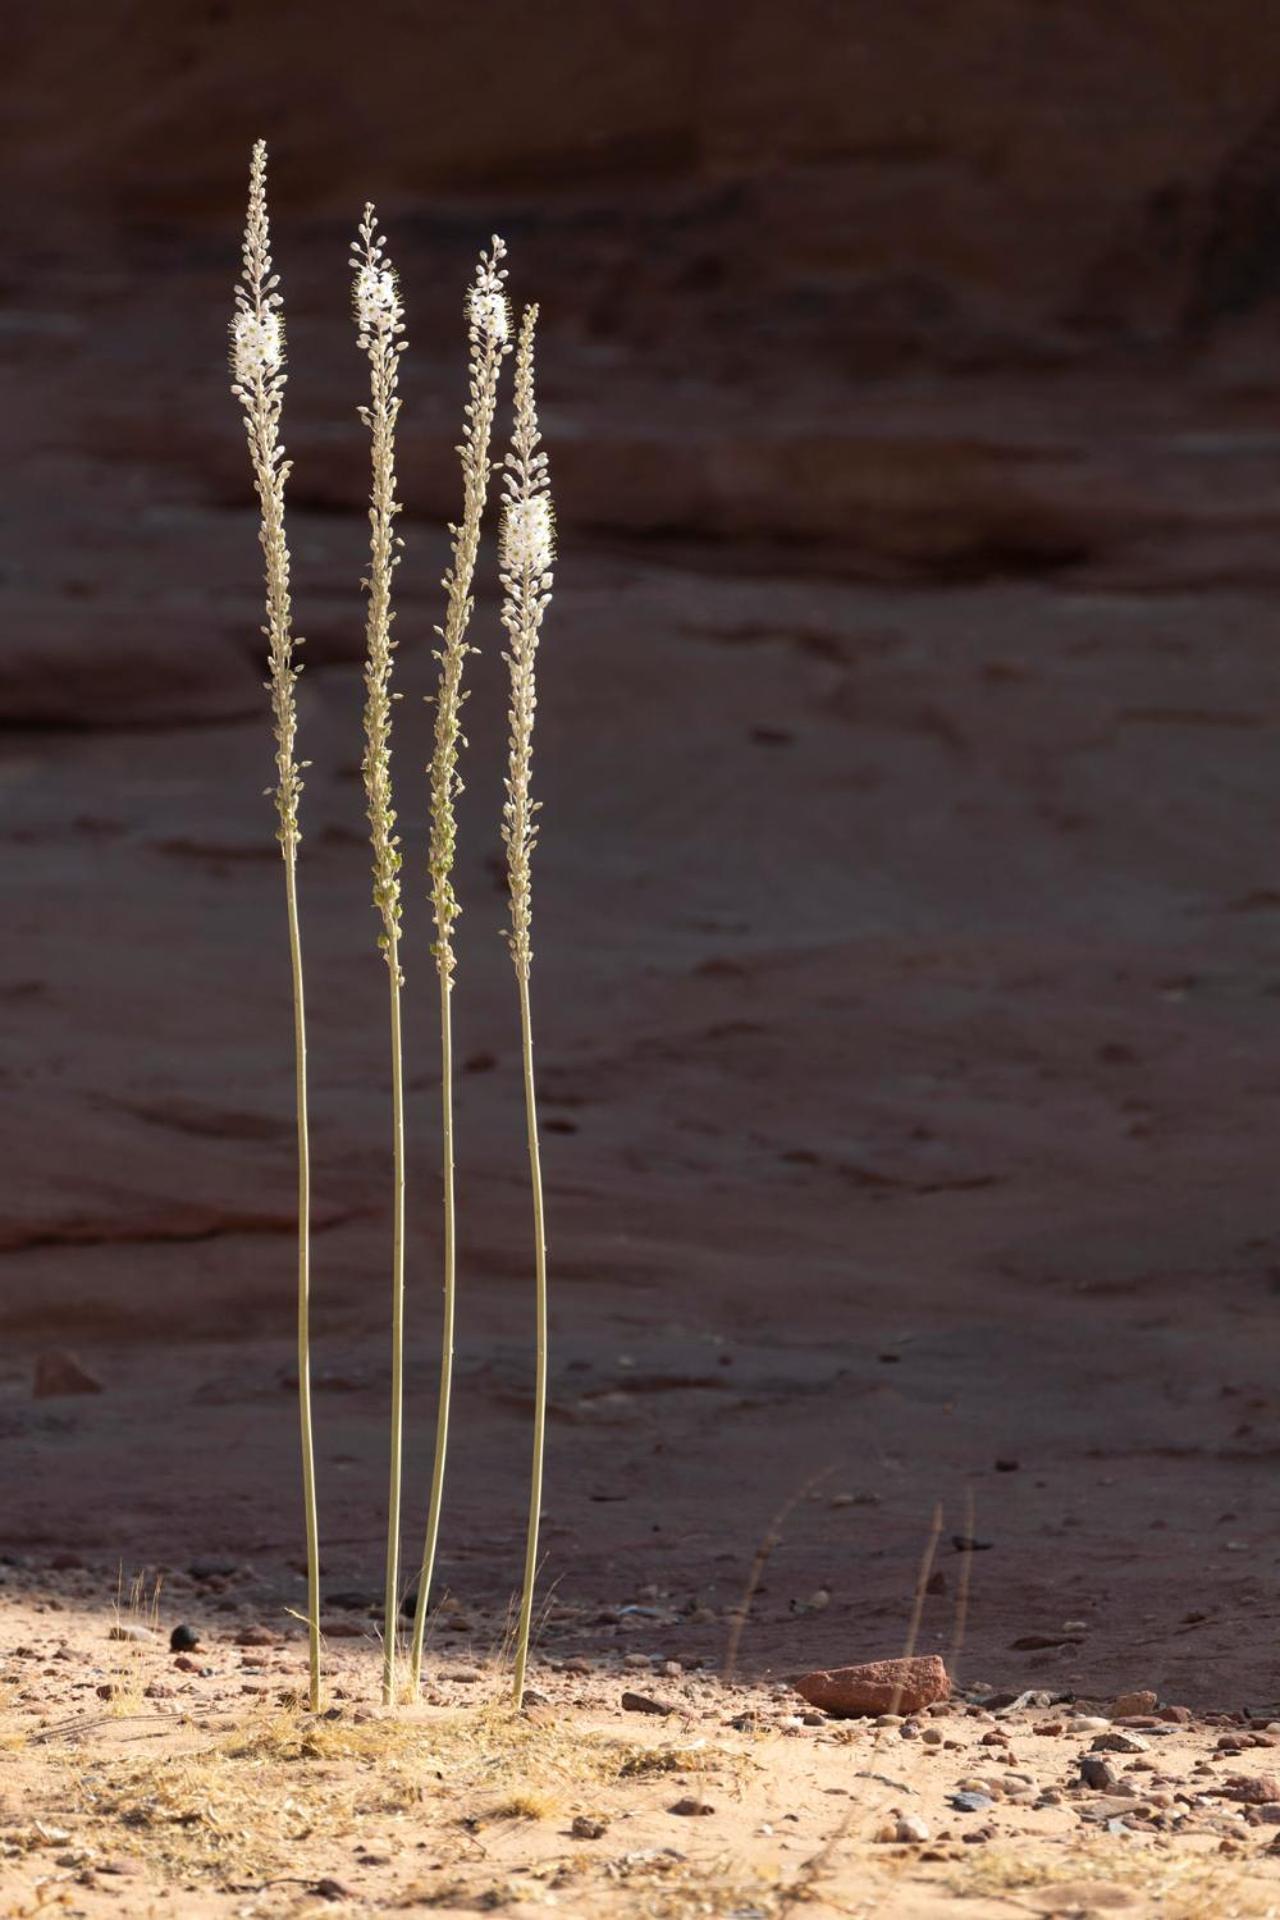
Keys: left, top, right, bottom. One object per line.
{"left": 501, "top": 492, "right": 555, "bottom": 579}
{"left": 231, "top": 140, "right": 304, "bottom": 852}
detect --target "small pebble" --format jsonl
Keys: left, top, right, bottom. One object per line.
{"left": 949, "top": 1791, "right": 994, "bottom": 1814}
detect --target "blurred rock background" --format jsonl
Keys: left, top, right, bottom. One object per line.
{"left": 2, "top": 3, "right": 1279, "bottom": 1690}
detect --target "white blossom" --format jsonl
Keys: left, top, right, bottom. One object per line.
{"left": 356, "top": 262, "right": 400, "bottom": 331}
{"left": 501, "top": 492, "right": 555, "bottom": 577}
{"left": 232, "top": 307, "right": 282, "bottom": 383}
{"left": 469, "top": 285, "right": 509, "bottom": 344}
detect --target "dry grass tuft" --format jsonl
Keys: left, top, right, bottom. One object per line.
{"left": 946, "top": 1837, "right": 1280, "bottom": 1919}
{"left": 48, "top": 1692, "right": 756, "bottom": 1909}
{"left": 104, "top": 1568, "right": 163, "bottom": 1714}
{"left": 482, "top": 1788, "right": 557, "bottom": 1823}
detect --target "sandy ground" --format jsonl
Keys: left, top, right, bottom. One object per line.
{"left": 4, "top": 1575, "right": 1280, "bottom": 1920}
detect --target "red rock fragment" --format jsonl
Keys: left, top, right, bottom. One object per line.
{"left": 1222, "top": 1774, "right": 1280, "bottom": 1804}
{"left": 1113, "top": 1689, "right": 1158, "bottom": 1716}
{"left": 792, "top": 1654, "right": 950, "bottom": 1718}
{"left": 34, "top": 1349, "right": 103, "bottom": 1398}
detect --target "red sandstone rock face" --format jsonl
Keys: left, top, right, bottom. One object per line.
{"left": 793, "top": 1655, "right": 951, "bottom": 1719}
{"left": 7, "top": 2, "right": 1280, "bottom": 349}
{"left": 6, "top": 2, "right": 1280, "bottom": 1720}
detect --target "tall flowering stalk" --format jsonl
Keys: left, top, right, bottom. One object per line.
{"left": 229, "top": 141, "right": 321, "bottom": 1712}
{"left": 501, "top": 307, "right": 555, "bottom": 1706}
{"left": 351, "top": 206, "right": 409, "bottom": 1707}
{"left": 408, "top": 239, "right": 511, "bottom": 1693}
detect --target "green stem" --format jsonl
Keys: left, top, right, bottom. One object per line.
{"left": 512, "top": 970, "right": 548, "bottom": 1706}
{"left": 284, "top": 849, "right": 321, "bottom": 1713}
{"left": 409, "top": 969, "right": 457, "bottom": 1691}
{"left": 382, "top": 938, "right": 407, "bottom": 1705}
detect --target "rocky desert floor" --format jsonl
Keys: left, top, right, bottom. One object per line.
{"left": 4, "top": 1564, "right": 1280, "bottom": 1920}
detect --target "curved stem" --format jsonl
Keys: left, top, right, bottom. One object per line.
{"left": 409, "top": 970, "right": 457, "bottom": 1690}
{"left": 512, "top": 971, "right": 548, "bottom": 1706}
{"left": 284, "top": 850, "right": 321, "bottom": 1713}
{"left": 382, "top": 940, "right": 407, "bottom": 1704}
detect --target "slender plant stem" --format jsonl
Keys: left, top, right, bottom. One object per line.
{"left": 382, "top": 938, "right": 407, "bottom": 1703}
{"left": 232, "top": 143, "right": 320, "bottom": 1715}
{"left": 284, "top": 850, "right": 321, "bottom": 1712}
{"left": 499, "top": 305, "right": 555, "bottom": 1703}
{"left": 409, "top": 972, "right": 457, "bottom": 1689}
{"left": 351, "top": 207, "right": 409, "bottom": 1706}
{"left": 411, "top": 238, "right": 510, "bottom": 1695}
{"left": 512, "top": 971, "right": 548, "bottom": 1704}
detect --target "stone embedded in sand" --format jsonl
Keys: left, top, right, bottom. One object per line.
{"left": 233, "top": 1625, "right": 281, "bottom": 1647}
{"left": 1091, "top": 1730, "right": 1149, "bottom": 1754}
{"left": 33, "top": 1349, "right": 103, "bottom": 1398}
{"left": 792, "top": 1654, "right": 950, "bottom": 1718}
{"left": 1222, "top": 1773, "right": 1280, "bottom": 1804}
{"left": 621, "top": 1689, "right": 678, "bottom": 1715}
{"left": 949, "top": 1790, "right": 994, "bottom": 1813}
{"left": 1113, "top": 1689, "right": 1158, "bottom": 1716}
